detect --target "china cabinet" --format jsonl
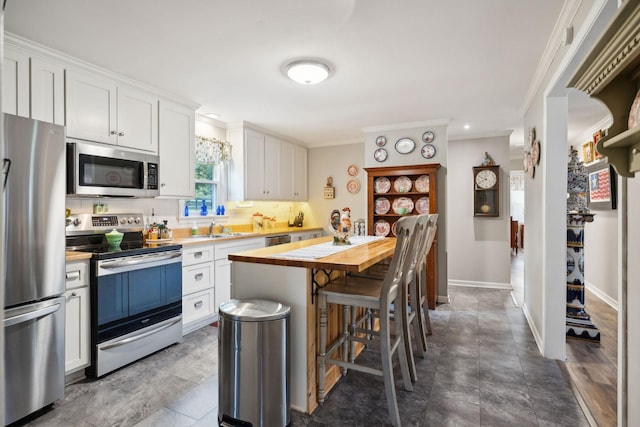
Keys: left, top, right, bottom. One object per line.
{"left": 567, "top": 0, "right": 640, "bottom": 177}
{"left": 365, "top": 164, "right": 440, "bottom": 308}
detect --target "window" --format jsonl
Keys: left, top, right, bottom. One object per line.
{"left": 183, "top": 161, "right": 221, "bottom": 216}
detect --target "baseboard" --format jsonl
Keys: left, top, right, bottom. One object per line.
{"left": 437, "top": 295, "right": 450, "bottom": 304}
{"left": 521, "top": 302, "right": 544, "bottom": 355}
{"left": 584, "top": 281, "right": 618, "bottom": 311}
{"left": 448, "top": 279, "right": 513, "bottom": 290}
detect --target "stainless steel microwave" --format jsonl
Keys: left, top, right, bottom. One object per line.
{"left": 66, "top": 140, "right": 159, "bottom": 197}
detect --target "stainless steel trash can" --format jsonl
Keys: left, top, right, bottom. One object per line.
{"left": 218, "top": 299, "right": 291, "bottom": 427}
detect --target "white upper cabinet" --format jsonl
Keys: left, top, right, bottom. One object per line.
{"left": 66, "top": 69, "right": 158, "bottom": 153}
{"left": 292, "top": 144, "right": 308, "bottom": 200}
{"left": 30, "top": 57, "right": 65, "bottom": 125}
{"left": 227, "top": 122, "right": 308, "bottom": 201}
{"left": 158, "top": 100, "right": 195, "bottom": 198}
{"left": 3, "top": 47, "right": 30, "bottom": 117}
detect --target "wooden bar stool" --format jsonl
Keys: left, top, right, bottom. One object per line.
{"left": 316, "top": 216, "right": 417, "bottom": 427}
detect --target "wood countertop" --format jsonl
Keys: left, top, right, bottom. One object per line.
{"left": 65, "top": 251, "right": 93, "bottom": 261}
{"left": 228, "top": 236, "right": 396, "bottom": 273}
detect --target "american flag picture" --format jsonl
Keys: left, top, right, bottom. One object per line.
{"left": 589, "top": 168, "right": 611, "bottom": 202}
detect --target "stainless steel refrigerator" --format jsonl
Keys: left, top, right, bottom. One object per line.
{"left": 2, "top": 114, "right": 66, "bottom": 426}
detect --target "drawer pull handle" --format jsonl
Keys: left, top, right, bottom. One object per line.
{"left": 66, "top": 271, "right": 81, "bottom": 281}
{"left": 194, "top": 301, "right": 203, "bottom": 308}
{"left": 194, "top": 252, "right": 203, "bottom": 258}
{"left": 195, "top": 273, "right": 204, "bottom": 280}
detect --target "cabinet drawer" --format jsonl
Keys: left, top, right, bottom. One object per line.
{"left": 182, "top": 264, "right": 213, "bottom": 295}
{"left": 215, "top": 238, "right": 264, "bottom": 260}
{"left": 65, "top": 260, "right": 89, "bottom": 290}
{"left": 183, "top": 288, "right": 215, "bottom": 326}
{"left": 182, "top": 244, "right": 215, "bottom": 266}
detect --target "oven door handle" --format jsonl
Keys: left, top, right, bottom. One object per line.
{"left": 100, "top": 316, "right": 182, "bottom": 350}
{"left": 100, "top": 252, "right": 181, "bottom": 269}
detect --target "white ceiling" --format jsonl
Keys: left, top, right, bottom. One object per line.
{"left": 4, "top": 0, "right": 608, "bottom": 148}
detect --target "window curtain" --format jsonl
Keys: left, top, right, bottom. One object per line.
{"left": 195, "top": 135, "right": 231, "bottom": 165}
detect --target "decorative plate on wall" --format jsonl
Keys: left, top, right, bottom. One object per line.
{"left": 347, "top": 164, "right": 359, "bottom": 176}
{"left": 346, "top": 179, "right": 361, "bottom": 194}
{"left": 375, "top": 136, "right": 387, "bottom": 147}
{"left": 421, "top": 144, "right": 436, "bottom": 159}
{"left": 395, "top": 137, "right": 416, "bottom": 154}
{"left": 422, "top": 131, "right": 435, "bottom": 143}
{"left": 374, "top": 147, "right": 388, "bottom": 162}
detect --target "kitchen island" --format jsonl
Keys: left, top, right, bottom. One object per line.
{"left": 228, "top": 235, "right": 395, "bottom": 414}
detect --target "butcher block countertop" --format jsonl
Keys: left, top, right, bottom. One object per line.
{"left": 228, "top": 235, "right": 396, "bottom": 273}
{"left": 65, "top": 251, "right": 93, "bottom": 261}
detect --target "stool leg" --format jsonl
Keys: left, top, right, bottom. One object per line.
{"left": 379, "top": 305, "right": 402, "bottom": 427}
{"left": 317, "top": 293, "right": 328, "bottom": 404}
{"left": 412, "top": 278, "right": 427, "bottom": 355}
{"left": 349, "top": 305, "right": 356, "bottom": 363}
{"left": 341, "top": 304, "right": 349, "bottom": 375}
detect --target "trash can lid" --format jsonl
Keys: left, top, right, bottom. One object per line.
{"left": 219, "top": 298, "right": 291, "bottom": 322}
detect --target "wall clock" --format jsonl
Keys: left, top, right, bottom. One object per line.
{"left": 473, "top": 165, "right": 500, "bottom": 217}
{"left": 374, "top": 147, "right": 388, "bottom": 162}
{"left": 421, "top": 144, "right": 436, "bottom": 159}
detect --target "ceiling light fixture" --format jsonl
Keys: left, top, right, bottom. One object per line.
{"left": 286, "top": 60, "right": 330, "bottom": 85}
{"left": 464, "top": 124, "right": 470, "bottom": 130}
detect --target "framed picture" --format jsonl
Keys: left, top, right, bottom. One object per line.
{"left": 593, "top": 130, "right": 604, "bottom": 160}
{"left": 582, "top": 141, "right": 594, "bottom": 163}
{"left": 587, "top": 161, "right": 617, "bottom": 210}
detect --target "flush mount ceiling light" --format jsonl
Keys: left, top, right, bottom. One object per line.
{"left": 286, "top": 60, "right": 330, "bottom": 85}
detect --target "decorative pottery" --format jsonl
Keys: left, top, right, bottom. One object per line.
{"left": 394, "top": 176, "right": 412, "bottom": 193}
{"left": 375, "top": 197, "right": 391, "bottom": 214}
{"left": 374, "top": 177, "right": 391, "bottom": 193}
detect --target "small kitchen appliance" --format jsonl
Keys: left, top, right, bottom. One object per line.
{"left": 66, "top": 213, "right": 183, "bottom": 378}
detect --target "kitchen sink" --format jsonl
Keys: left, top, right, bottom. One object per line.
{"left": 186, "top": 232, "right": 257, "bottom": 239}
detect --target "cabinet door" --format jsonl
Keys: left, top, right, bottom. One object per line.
{"left": 117, "top": 86, "right": 158, "bottom": 153}
{"left": 245, "top": 128, "right": 266, "bottom": 200}
{"left": 30, "top": 57, "right": 65, "bottom": 125}
{"left": 263, "top": 135, "right": 282, "bottom": 199}
{"left": 292, "top": 144, "right": 308, "bottom": 200}
{"left": 64, "top": 287, "right": 90, "bottom": 373}
{"left": 66, "top": 69, "right": 117, "bottom": 144}
{"left": 280, "top": 141, "right": 294, "bottom": 199}
{"left": 158, "top": 100, "right": 195, "bottom": 197}
{"left": 214, "top": 259, "right": 232, "bottom": 309}
{"left": 3, "top": 47, "right": 30, "bottom": 117}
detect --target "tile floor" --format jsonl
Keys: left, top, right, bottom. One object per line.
{"left": 20, "top": 285, "right": 588, "bottom": 427}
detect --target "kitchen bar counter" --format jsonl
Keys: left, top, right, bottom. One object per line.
{"left": 65, "top": 251, "right": 93, "bottom": 261}
{"left": 229, "top": 236, "right": 395, "bottom": 414}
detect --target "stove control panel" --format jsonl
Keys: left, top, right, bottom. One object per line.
{"left": 66, "top": 213, "right": 145, "bottom": 235}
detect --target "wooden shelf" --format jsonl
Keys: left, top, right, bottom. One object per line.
{"left": 567, "top": 0, "right": 640, "bottom": 177}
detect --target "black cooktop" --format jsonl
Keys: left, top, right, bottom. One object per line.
{"left": 66, "top": 231, "right": 181, "bottom": 259}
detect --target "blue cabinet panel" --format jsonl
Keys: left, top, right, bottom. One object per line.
{"left": 97, "top": 274, "right": 128, "bottom": 325}
{"left": 165, "top": 263, "right": 182, "bottom": 303}
{"left": 128, "top": 267, "right": 166, "bottom": 316}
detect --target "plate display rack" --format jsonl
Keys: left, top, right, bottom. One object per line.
{"left": 365, "top": 163, "right": 440, "bottom": 308}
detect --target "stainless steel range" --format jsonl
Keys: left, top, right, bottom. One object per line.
{"left": 66, "top": 213, "right": 183, "bottom": 377}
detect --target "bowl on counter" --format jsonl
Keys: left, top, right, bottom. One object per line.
{"left": 105, "top": 228, "right": 124, "bottom": 247}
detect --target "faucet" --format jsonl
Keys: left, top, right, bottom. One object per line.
{"left": 209, "top": 220, "right": 216, "bottom": 235}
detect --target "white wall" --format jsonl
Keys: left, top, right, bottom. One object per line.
{"left": 447, "top": 135, "right": 511, "bottom": 288}
{"left": 307, "top": 143, "right": 367, "bottom": 234}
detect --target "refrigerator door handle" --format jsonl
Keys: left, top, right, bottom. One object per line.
{"left": 3, "top": 302, "right": 61, "bottom": 327}
{"left": 2, "top": 158, "right": 11, "bottom": 190}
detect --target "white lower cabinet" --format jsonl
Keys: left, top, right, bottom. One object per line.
{"left": 181, "top": 244, "right": 216, "bottom": 335}
{"left": 215, "top": 237, "right": 265, "bottom": 305}
{"left": 64, "top": 260, "right": 90, "bottom": 376}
